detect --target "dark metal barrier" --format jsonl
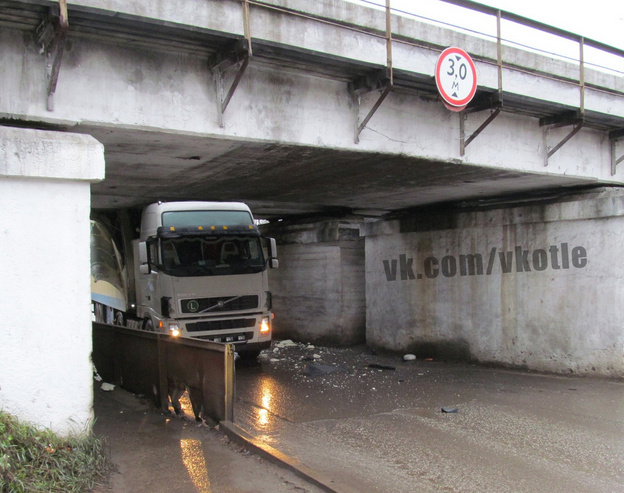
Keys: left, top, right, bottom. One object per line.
{"left": 92, "top": 322, "right": 234, "bottom": 423}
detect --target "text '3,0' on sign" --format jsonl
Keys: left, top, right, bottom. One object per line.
{"left": 435, "top": 47, "right": 477, "bottom": 112}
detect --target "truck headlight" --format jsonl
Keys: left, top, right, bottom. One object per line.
{"left": 260, "top": 317, "right": 270, "bottom": 334}
{"left": 169, "top": 324, "right": 180, "bottom": 337}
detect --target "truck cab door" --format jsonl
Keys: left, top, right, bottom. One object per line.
{"left": 134, "top": 239, "right": 160, "bottom": 319}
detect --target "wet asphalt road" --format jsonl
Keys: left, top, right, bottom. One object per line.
{"left": 93, "top": 382, "right": 326, "bottom": 493}
{"left": 234, "top": 342, "right": 624, "bottom": 493}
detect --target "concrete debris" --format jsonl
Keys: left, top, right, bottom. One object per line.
{"left": 441, "top": 406, "right": 458, "bottom": 413}
{"left": 101, "top": 382, "right": 115, "bottom": 392}
{"left": 276, "top": 339, "right": 298, "bottom": 348}
{"left": 93, "top": 364, "right": 103, "bottom": 382}
{"left": 403, "top": 354, "right": 416, "bottom": 361}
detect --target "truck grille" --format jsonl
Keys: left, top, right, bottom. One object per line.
{"left": 186, "top": 318, "right": 256, "bottom": 332}
{"left": 181, "top": 295, "right": 258, "bottom": 314}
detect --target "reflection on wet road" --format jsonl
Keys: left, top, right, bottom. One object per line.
{"left": 175, "top": 392, "right": 213, "bottom": 492}
{"left": 180, "top": 439, "right": 212, "bottom": 493}
{"left": 234, "top": 341, "right": 624, "bottom": 493}
{"left": 256, "top": 377, "right": 273, "bottom": 428}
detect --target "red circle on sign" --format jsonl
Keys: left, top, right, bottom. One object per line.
{"left": 435, "top": 47, "right": 478, "bottom": 108}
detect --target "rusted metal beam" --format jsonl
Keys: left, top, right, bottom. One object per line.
{"left": 460, "top": 104, "right": 501, "bottom": 156}
{"left": 242, "top": 0, "right": 252, "bottom": 56}
{"left": 352, "top": 0, "right": 393, "bottom": 143}
{"left": 457, "top": 10, "right": 503, "bottom": 156}
{"left": 211, "top": 40, "right": 251, "bottom": 127}
{"left": 540, "top": 110, "right": 584, "bottom": 164}
{"left": 35, "top": 0, "right": 68, "bottom": 111}
{"left": 496, "top": 10, "right": 503, "bottom": 101}
{"left": 209, "top": 0, "right": 254, "bottom": 127}
{"left": 579, "top": 37, "right": 585, "bottom": 117}
{"left": 547, "top": 121, "right": 583, "bottom": 159}
{"left": 220, "top": 56, "right": 250, "bottom": 114}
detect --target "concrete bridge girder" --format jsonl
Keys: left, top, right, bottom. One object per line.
{"left": 1, "top": 0, "right": 623, "bottom": 218}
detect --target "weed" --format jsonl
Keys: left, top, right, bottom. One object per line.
{"left": 0, "top": 411, "right": 114, "bottom": 493}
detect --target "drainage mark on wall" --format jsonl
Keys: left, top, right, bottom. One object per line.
{"left": 383, "top": 243, "right": 587, "bottom": 281}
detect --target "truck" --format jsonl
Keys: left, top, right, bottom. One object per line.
{"left": 91, "top": 201, "right": 278, "bottom": 358}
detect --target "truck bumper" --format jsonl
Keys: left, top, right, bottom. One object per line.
{"left": 236, "top": 340, "right": 272, "bottom": 356}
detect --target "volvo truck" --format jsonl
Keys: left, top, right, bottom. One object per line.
{"left": 91, "top": 201, "right": 278, "bottom": 357}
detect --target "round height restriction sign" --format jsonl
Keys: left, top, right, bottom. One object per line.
{"left": 435, "top": 47, "right": 477, "bottom": 109}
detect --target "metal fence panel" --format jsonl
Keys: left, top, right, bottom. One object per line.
{"left": 92, "top": 322, "right": 234, "bottom": 423}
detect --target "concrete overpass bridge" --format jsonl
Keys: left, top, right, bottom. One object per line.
{"left": 2, "top": 0, "right": 624, "bottom": 217}
{"left": 1, "top": 0, "right": 624, "bottom": 434}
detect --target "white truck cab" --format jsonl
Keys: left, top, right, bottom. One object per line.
{"left": 134, "top": 201, "right": 278, "bottom": 357}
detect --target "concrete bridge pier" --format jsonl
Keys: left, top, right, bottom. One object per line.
{"left": 0, "top": 126, "right": 104, "bottom": 435}
{"left": 262, "top": 219, "right": 367, "bottom": 346}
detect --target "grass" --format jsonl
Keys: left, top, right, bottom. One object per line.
{"left": 0, "top": 411, "right": 114, "bottom": 493}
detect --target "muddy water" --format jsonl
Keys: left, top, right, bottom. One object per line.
{"left": 234, "top": 342, "right": 624, "bottom": 493}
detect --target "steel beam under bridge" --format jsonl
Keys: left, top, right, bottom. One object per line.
{"left": 92, "top": 322, "right": 235, "bottom": 424}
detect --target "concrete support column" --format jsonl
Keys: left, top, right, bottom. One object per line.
{"left": 0, "top": 126, "right": 104, "bottom": 435}
{"left": 262, "top": 219, "right": 366, "bottom": 346}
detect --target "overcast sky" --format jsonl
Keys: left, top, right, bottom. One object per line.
{"left": 345, "top": 0, "right": 624, "bottom": 72}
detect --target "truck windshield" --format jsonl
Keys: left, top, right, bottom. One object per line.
{"left": 159, "top": 235, "right": 266, "bottom": 277}
{"left": 162, "top": 210, "right": 253, "bottom": 228}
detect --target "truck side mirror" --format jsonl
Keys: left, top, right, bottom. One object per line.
{"left": 267, "top": 237, "right": 279, "bottom": 269}
{"left": 138, "top": 241, "right": 149, "bottom": 274}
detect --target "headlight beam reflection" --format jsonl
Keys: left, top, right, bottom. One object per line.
{"left": 180, "top": 439, "right": 212, "bottom": 493}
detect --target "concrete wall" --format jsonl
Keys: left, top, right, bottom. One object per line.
{"left": 364, "top": 188, "right": 624, "bottom": 377}
{"left": 0, "top": 126, "right": 104, "bottom": 435}
{"left": 263, "top": 220, "right": 366, "bottom": 345}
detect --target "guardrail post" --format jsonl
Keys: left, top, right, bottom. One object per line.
{"left": 224, "top": 343, "right": 235, "bottom": 422}
{"left": 157, "top": 334, "right": 170, "bottom": 412}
